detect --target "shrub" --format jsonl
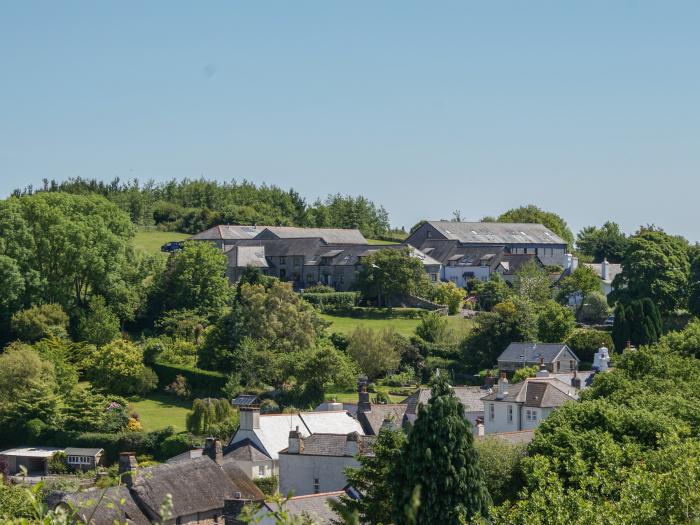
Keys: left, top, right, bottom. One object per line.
{"left": 89, "top": 340, "right": 157, "bottom": 396}
{"left": 76, "top": 296, "right": 121, "bottom": 348}
{"left": 10, "top": 304, "right": 69, "bottom": 342}
{"left": 152, "top": 362, "right": 227, "bottom": 397}
{"left": 565, "top": 328, "right": 614, "bottom": 365}
{"left": 431, "top": 282, "right": 466, "bottom": 315}
{"left": 512, "top": 365, "right": 539, "bottom": 383}
{"left": 254, "top": 475, "right": 279, "bottom": 496}
{"left": 415, "top": 313, "right": 449, "bottom": 343}
{"left": 303, "top": 284, "right": 335, "bottom": 293}
{"left": 301, "top": 292, "right": 359, "bottom": 311}
{"left": 164, "top": 374, "right": 191, "bottom": 398}
{"left": 580, "top": 291, "right": 611, "bottom": 323}
{"left": 159, "top": 433, "right": 201, "bottom": 459}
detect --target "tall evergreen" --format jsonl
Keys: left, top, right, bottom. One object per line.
{"left": 391, "top": 375, "right": 491, "bottom": 525}
{"left": 612, "top": 303, "right": 629, "bottom": 351}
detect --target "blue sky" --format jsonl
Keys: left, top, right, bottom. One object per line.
{"left": 1, "top": 2, "right": 699, "bottom": 241}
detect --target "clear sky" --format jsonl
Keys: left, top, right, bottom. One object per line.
{"left": 1, "top": 2, "right": 699, "bottom": 241}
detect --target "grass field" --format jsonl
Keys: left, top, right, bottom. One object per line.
{"left": 320, "top": 309, "right": 473, "bottom": 338}
{"left": 129, "top": 392, "right": 191, "bottom": 432}
{"left": 132, "top": 230, "right": 190, "bottom": 256}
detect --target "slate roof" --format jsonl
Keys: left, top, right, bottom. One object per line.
{"left": 64, "top": 447, "right": 103, "bottom": 457}
{"left": 357, "top": 404, "right": 407, "bottom": 435}
{"left": 496, "top": 254, "right": 543, "bottom": 275}
{"left": 424, "top": 221, "right": 566, "bottom": 245}
{"left": 403, "top": 386, "right": 485, "bottom": 416}
{"left": 165, "top": 448, "right": 203, "bottom": 464}
{"left": 260, "top": 226, "right": 368, "bottom": 245}
{"left": 415, "top": 240, "right": 506, "bottom": 267}
{"left": 130, "top": 456, "right": 260, "bottom": 519}
{"left": 258, "top": 490, "right": 352, "bottom": 525}
{"left": 190, "top": 224, "right": 269, "bottom": 241}
{"left": 232, "top": 394, "right": 260, "bottom": 407}
{"left": 225, "top": 440, "right": 272, "bottom": 462}
{"left": 281, "top": 433, "right": 375, "bottom": 457}
{"left": 63, "top": 486, "right": 150, "bottom": 525}
{"left": 583, "top": 262, "right": 623, "bottom": 283}
{"left": 498, "top": 342, "right": 578, "bottom": 364}
{"left": 481, "top": 377, "right": 577, "bottom": 408}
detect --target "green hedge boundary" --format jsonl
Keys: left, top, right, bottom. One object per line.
{"left": 152, "top": 361, "right": 227, "bottom": 397}
{"left": 301, "top": 292, "right": 359, "bottom": 311}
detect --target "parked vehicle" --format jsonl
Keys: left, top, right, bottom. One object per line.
{"left": 603, "top": 314, "right": 615, "bottom": 326}
{"left": 160, "top": 241, "right": 183, "bottom": 253}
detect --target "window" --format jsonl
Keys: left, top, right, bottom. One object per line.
{"left": 314, "top": 478, "right": 320, "bottom": 494}
{"left": 507, "top": 405, "right": 513, "bottom": 423}
{"left": 570, "top": 360, "right": 575, "bottom": 370}
{"left": 523, "top": 248, "right": 528, "bottom": 254}
{"left": 489, "top": 404, "right": 495, "bottom": 421}
{"left": 339, "top": 273, "right": 344, "bottom": 284}
{"left": 306, "top": 273, "right": 314, "bottom": 282}
{"left": 279, "top": 256, "right": 286, "bottom": 265}
{"left": 526, "top": 409, "right": 532, "bottom": 421}
{"left": 532, "top": 410, "right": 538, "bottom": 421}
{"left": 294, "top": 256, "right": 303, "bottom": 266}
{"left": 258, "top": 465, "right": 265, "bottom": 477}
{"left": 556, "top": 361, "right": 561, "bottom": 372}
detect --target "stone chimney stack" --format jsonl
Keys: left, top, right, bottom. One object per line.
{"left": 496, "top": 372, "right": 509, "bottom": 399}
{"left": 571, "top": 370, "right": 582, "bottom": 389}
{"left": 223, "top": 497, "right": 252, "bottom": 525}
{"left": 601, "top": 259, "right": 610, "bottom": 281}
{"left": 239, "top": 407, "right": 260, "bottom": 431}
{"left": 288, "top": 426, "right": 303, "bottom": 454}
{"left": 204, "top": 437, "right": 223, "bottom": 465}
{"left": 345, "top": 432, "right": 360, "bottom": 457}
{"left": 536, "top": 357, "right": 549, "bottom": 378}
{"left": 118, "top": 452, "right": 138, "bottom": 487}
{"left": 358, "top": 385, "right": 371, "bottom": 414}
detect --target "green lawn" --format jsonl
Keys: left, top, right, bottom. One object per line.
{"left": 132, "top": 230, "right": 190, "bottom": 256}
{"left": 324, "top": 387, "right": 409, "bottom": 404}
{"left": 129, "top": 392, "right": 191, "bottom": 432}
{"left": 320, "top": 309, "right": 473, "bottom": 338}
{"left": 366, "top": 239, "right": 400, "bottom": 245}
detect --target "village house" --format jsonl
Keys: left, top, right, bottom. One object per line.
{"left": 278, "top": 430, "right": 374, "bottom": 496}
{"left": 481, "top": 369, "right": 578, "bottom": 434}
{"left": 406, "top": 221, "right": 569, "bottom": 268}
{"left": 64, "top": 447, "right": 104, "bottom": 472}
{"left": 190, "top": 224, "right": 368, "bottom": 249}
{"left": 497, "top": 342, "right": 580, "bottom": 373}
{"left": 226, "top": 407, "right": 365, "bottom": 478}
{"left": 402, "top": 385, "right": 485, "bottom": 428}
{"left": 60, "top": 439, "right": 264, "bottom": 525}
{"left": 559, "top": 257, "right": 623, "bottom": 304}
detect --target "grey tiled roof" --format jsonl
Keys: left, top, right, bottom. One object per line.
{"left": 415, "top": 240, "right": 506, "bottom": 267}
{"left": 357, "top": 404, "right": 407, "bottom": 435}
{"left": 225, "top": 441, "right": 271, "bottom": 462}
{"left": 190, "top": 224, "right": 270, "bottom": 240}
{"left": 403, "top": 386, "right": 486, "bottom": 416}
{"left": 64, "top": 447, "right": 103, "bottom": 456}
{"left": 498, "top": 343, "right": 576, "bottom": 364}
{"left": 425, "top": 221, "right": 566, "bottom": 245}
{"left": 260, "top": 226, "right": 368, "bottom": 244}
{"left": 260, "top": 490, "right": 353, "bottom": 525}
{"left": 481, "top": 377, "right": 577, "bottom": 408}
{"left": 477, "top": 430, "right": 535, "bottom": 445}
{"left": 282, "top": 433, "right": 375, "bottom": 457}
{"left": 63, "top": 486, "right": 150, "bottom": 525}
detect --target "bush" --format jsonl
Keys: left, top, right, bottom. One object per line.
{"left": 565, "top": 328, "right": 614, "bottom": 365}
{"left": 415, "top": 313, "right": 448, "bottom": 343}
{"left": 303, "top": 284, "right": 335, "bottom": 293}
{"left": 254, "top": 475, "right": 279, "bottom": 496}
{"left": 164, "top": 374, "right": 191, "bottom": 398}
{"left": 76, "top": 296, "right": 121, "bottom": 348}
{"left": 580, "top": 291, "right": 611, "bottom": 324}
{"left": 474, "top": 437, "right": 525, "bottom": 504}
{"left": 159, "top": 433, "right": 201, "bottom": 459}
{"left": 89, "top": 340, "right": 157, "bottom": 396}
{"left": 10, "top": 304, "right": 69, "bottom": 342}
{"left": 152, "top": 361, "right": 227, "bottom": 397}
{"left": 301, "top": 292, "right": 359, "bottom": 311}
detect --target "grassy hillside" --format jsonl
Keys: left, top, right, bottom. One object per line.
{"left": 133, "top": 230, "right": 190, "bottom": 256}
{"left": 321, "top": 309, "right": 473, "bottom": 338}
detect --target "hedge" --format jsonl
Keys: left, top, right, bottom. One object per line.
{"left": 152, "top": 361, "right": 227, "bottom": 397}
{"left": 301, "top": 292, "right": 359, "bottom": 311}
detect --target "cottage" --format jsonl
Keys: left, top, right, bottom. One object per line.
{"left": 481, "top": 370, "right": 577, "bottom": 434}
{"left": 278, "top": 430, "right": 374, "bottom": 496}
{"left": 497, "top": 342, "right": 580, "bottom": 373}
{"left": 64, "top": 447, "right": 104, "bottom": 472}
{"left": 190, "top": 224, "right": 368, "bottom": 249}
{"left": 227, "top": 407, "right": 365, "bottom": 477}
{"left": 402, "top": 385, "right": 485, "bottom": 428}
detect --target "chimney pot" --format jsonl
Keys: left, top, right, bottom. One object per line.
{"left": 204, "top": 437, "right": 223, "bottom": 465}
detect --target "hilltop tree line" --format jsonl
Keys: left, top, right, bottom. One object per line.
{"left": 12, "top": 177, "right": 394, "bottom": 239}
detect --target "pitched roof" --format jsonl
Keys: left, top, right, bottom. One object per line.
{"left": 190, "top": 224, "right": 270, "bottom": 241}
{"left": 0, "top": 446, "right": 61, "bottom": 458}
{"left": 481, "top": 377, "right": 577, "bottom": 407}
{"left": 231, "top": 394, "right": 260, "bottom": 407}
{"left": 63, "top": 486, "right": 150, "bottom": 525}
{"left": 130, "top": 456, "right": 257, "bottom": 518}
{"left": 357, "top": 404, "right": 407, "bottom": 435}
{"left": 583, "top": 262, "right": 623, "bottom": 284}
{"left": 496, "top": 254, "right": 543, "bottom": 275}
{"left": 165, "top": 448, "right": 203, "bottom": 464}
{"left": 281, "top": 433, "right": 375, "bottom": 457}
{"left": 424, "top": 221, "right": 566, "bottom": 245}
{"left": 225, "top": 440, "right": 272, "bottom": 462}
{"left": 258, "top": 490, "right": 352, "bottom": 525}
{"left": 403, "top": 386, "right": 486, "bottom": 416}
{"left": 260, "top": 226, "right": 368, "bottom": 244}
{"left": 64, "top": 448, "right": 103, "bottom": 457}
{"left": 414, "top": 240, "right": 506, "bottom": 267}
{"left": 220, "top": 460, "right": 267, "bottom": 498}
{"left": 497, "top": 343, "right": 578, "bottom": 364}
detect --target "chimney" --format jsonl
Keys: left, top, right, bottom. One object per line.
{"left": 571, "top": 256, "right": 579, "bottom": 271}
{"left": 601, "top": 259, "right": 609, "bottom": 281}
{"left": 345, "top": 432, "right": 360, "bottom": 457}
{"left": 118, "top": 452, "right": 138, "bottom": 487}
{"left": 239, "top": 407, "right": 260, "bottom": 430}
{"left": 536, "top": 357, "right": 549, "bottom": 377}
{"left": 204, "top": 437, "right": 223, "bottom": 465}
{"left": 358, "top": 385, "right": 371, "bottom": 414}
{"left": 483, "top": 372, "right": 495, "bottom": 391}
{"left": 496, "top": 372, "right": 509, "bottom": 399}
{"left": 475, "top": 421, "right": 485, "bottom": 437}
{"left": 571, "top": 370, "right": 582, "bottom": 389}
{"left": 224, "top": 497, "right": 252, "bottom": 525}
{"left": 288, "top": 426, "right": 303, "bottom": 454}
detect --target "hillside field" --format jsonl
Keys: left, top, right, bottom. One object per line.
{"left": 133, "top": 230, "right": 190, "bottom": 256}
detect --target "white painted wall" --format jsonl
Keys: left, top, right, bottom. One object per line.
{"left": 484, "top": 402, "right": 556, "bottom": 433}
{"left": 443, "top": 265, "right": 490, "bottom": 287}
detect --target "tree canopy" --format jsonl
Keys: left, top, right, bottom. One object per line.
{"left": 576, "top": 221, "right": 629, "bottom": 263}
{"left": 356, "top": 248, "right": 431, "bottom": 305}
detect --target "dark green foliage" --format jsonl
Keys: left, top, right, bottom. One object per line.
{"left": 159, "top": 433, "right": 201, "bottom": 459}
{"left": 392, "top": 375, "right": 491, "bottom": 524}
{"left": 612, "top": 299, "right": 661, "bottom": 349}
{"left": 536, "top": 300, "right": 575, "bottom": 343}
{"left": 301, "top": 292, "right": 359, "bottom": 311}
{"left": 576, "top": 221, "right": 629, "bottom": 263}
{"left": 76, "top": 295, "right": 121, "bottom": 348}
{"left": 471, "top": 274, "right": 511, "bottom": 311}
{"left": 356, "top": 248, "right": 432, "bottom": 306}
{"left": 253, "top": 475, "right": 279, "bottom": 496}
{"left": 337, "top": 428, "right": 407, "bottom": 525}
{"left": 10, "top": 303, "right": 69, "bottom": 342}
{"left": 151, "top": 362, "right": 227, "bottom": 397}
{"left": 610, "top": 227, "right": 689, "bottom": 314}
{"left": 186, "top": 398, "right": 236, "bottom": 436}
{"left": 565, "top": 328, "right": 614, "bottom": 364}
{"left": 473, "top": 437, "right": 525, "bottom": 505}
{"left": 415, "top": 313, "right": 449, "bottom": 343}
{"left": 689, "top": 252, "right": 700, "bottom": 317}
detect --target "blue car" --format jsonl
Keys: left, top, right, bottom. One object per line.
{"left": 160, "top": 241, "right": 183, "bottom": 253}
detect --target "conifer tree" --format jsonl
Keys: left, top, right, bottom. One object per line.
{"left": 391, "top": 375, "right": 491, "bottom": 525}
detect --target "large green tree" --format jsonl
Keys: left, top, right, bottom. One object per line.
{"left": 472, "top": 273, "right": 512, "bottom": 311}
{"left": 537, "top": 300, "right": 575, "bottom": 343}
{"left": 88, "top": 339, "right": 157, "bottom": 395}
{"left": 576, "top": 221, "right": 629, "bottom": 263}
{"left": 356, "top": 248, "right": 430, "bottom": 306}
{"left": 0, "top": 192, "right": 146, "bottom": 320}
{"left": 611, "top": 228, "right": 690, "bottom": 314}
{"left": 346, "top": 327, "right": 401, "bottom": 380}
{"left": 513, "top": 260, "right": 552, "bottom": 304}
{"left": 689, "top": 251, "right": 700, "bottom": 318}
{"left": 494, "top": 205, "right": 574, "bottom": 251}
{"left": 392, "top": 375, "right": 491, "bottom": 524}
{"left": 556, "top": 265, "right": 601, "bottom": 307}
